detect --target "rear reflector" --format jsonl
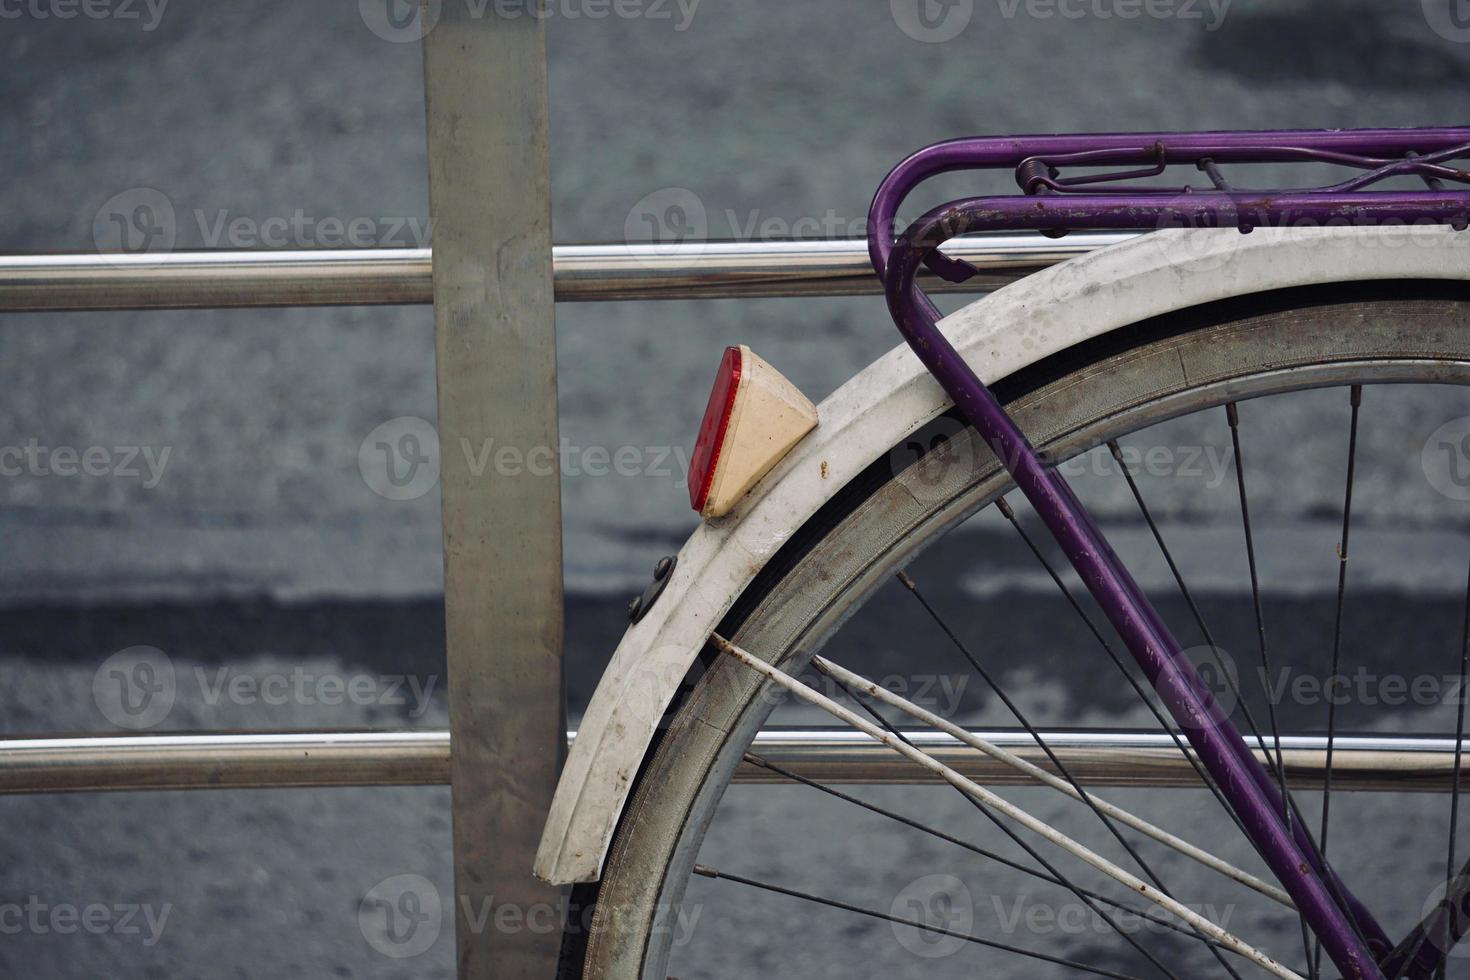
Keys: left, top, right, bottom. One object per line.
{"left": 688, "top": 345, "right": 818, "bottom": 519}
{"left": 688, "top": 346, "right": 743, "bottom": 514}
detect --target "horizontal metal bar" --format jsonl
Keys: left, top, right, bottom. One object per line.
{"left": 0, "top": 233, "right": 1135, "bottom": 312}
{"left": 553, "top": 234, "right": 1135, "bottom": 301}
{"left": 745, "top": 730, "right": 1463, "bottom": 792}
{"left": 0, "top": 729, "right": 1456, "bottom": 794}
{"left": 0, "top": 249, "right": 434, "bottom": 312}
{"left": 0, "top": 731, "right": 451, "bottom": 792}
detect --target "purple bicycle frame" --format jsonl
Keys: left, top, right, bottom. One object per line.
{"left": 869, "top": 127, "right": 1470, "bottom": 980}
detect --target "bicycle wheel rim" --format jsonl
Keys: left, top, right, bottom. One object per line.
{"left": 574, "top": 281, "right": 1470, "bottom": 980}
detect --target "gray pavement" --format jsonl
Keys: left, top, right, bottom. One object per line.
{"left": 3, "top": 0, "right": 1470, "bottom": 601}
{"left": 3, "top": 1, "right": 1470, "bottom": 977}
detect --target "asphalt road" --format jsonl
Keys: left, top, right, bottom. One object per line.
{"left": 3, "top": 0, "right": 1470, "bottom": 602}
{"left": 3, "top": 1, "right": 1470, "bottom": 977}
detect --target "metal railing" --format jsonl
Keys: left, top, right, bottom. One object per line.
{"left": 2, "top": 730, "right": 1458, "bottom": 794}
{"left": 0, "top": 231, "right": 1142, "bottom": 796}
{"left": 0, "top": 231, "right": 1149, "bottom": 800}
{"left": 0, "top": 233, "right": 1132, "bottom": 311}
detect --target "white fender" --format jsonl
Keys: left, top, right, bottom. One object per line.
{"left": 536, "top": 225, "right": 1470, "bottom": 884}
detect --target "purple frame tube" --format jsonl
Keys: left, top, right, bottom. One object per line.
{"left": 870, "top": 127, "right": 1470, "bottom": 980}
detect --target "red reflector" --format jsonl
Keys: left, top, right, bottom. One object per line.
{"left": 688, "top": 346, "right": 743, "bottom": 513}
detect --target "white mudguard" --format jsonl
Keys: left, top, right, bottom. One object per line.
{"left": 536, "top": 225, "right": 1470, "bottom": 885}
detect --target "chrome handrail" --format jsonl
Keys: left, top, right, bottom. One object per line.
{"left": 0, "top": 233, "right": 1134, "bottom": 312}
{"left": 1, "top": 729, "right": 1455, "bottom": 794}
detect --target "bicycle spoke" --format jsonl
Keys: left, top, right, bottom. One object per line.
{"left": 1389, "top": 561, "right": 1470, "bottom": 979}
{"left": 989, "top": 497, "right": 1257, "bottom": 847}
{"left": 827, "top": 665, "right": 1187, "bottom": 979}
{"left": 1113, "top": 431, "right": 1295, "bottom": 808}
{"left": 1220, "top": 404, "right": 1322, "bottom": 978}
{"left": 1226, "top": 402, "right": 1294, "bottom": 791}
{"left": 1386, "top": 856, "right": 1470, "bottom": 978}
{"left": 713, "top": 633, "right": 1307, "bottom": 980}
{"left": 741, "top": 751, "right": 1232, "bottom": 949}
{"left": 1313, "top": 386, "right": 1363, "bottom": 977}
{"left": 812, "top": 653, "right": 1292, "bottom": 907}
{"left": 1438, "top": 558, "right": 1470, "bottom": 980}
{"left": 990, "top": 488, "right": 1311, "bottom": 940}
{"left": 690, "top": 864, "right": 1150, "bottom": 980}
{"left": 893, "top": 567, "right": 1252, "bottom": 980}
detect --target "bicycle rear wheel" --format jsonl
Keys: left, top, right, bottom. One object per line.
{"left": 569, "top": 281, "right": 1470, "bottom": 980}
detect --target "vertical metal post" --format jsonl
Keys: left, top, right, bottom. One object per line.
{"left": 422, "top": 4, "right": 565, "bottom": 979}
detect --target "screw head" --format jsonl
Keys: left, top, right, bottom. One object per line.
{"left": 654, "top": 556, "right": 675, "bottom": 580}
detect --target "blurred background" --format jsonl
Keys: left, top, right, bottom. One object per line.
{"left": 2, "top": 1, "right": 1469, "bottom": 976}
